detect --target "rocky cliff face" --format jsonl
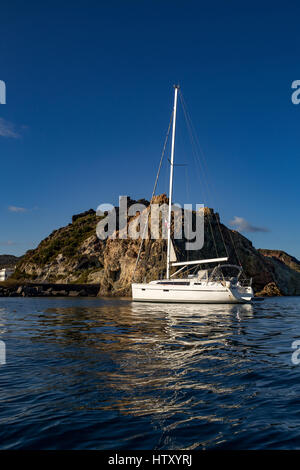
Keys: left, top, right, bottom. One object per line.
{"left": 258, "top": 249, "right": 300, "bottom": 273}
{"left": 257, "top": 249, "right": 300, "bottom": 296}
{"left": 11, "top": 195, "right": 300, "bottom": 297}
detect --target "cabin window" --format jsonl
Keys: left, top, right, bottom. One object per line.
{"left": 157, "top": 281, "right": 190, "bottom": 286}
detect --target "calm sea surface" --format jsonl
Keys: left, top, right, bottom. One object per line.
{"left": 0, "top": 296, "right": 300, "bottom": 450}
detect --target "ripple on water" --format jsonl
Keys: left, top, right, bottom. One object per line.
{"left": 0, "top": 296, "right": 299, "bottom": 449}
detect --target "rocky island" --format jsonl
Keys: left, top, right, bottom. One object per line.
{"left": 1, "top": 195, "right": 300, "bottom": 297}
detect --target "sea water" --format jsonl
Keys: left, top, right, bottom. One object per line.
{"left": 0, "top": 296, "right": 299, "bottom": 450}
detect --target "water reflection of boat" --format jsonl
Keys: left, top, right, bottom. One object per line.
{"left": 32, "top": 300, "right": 254, "bottom": 446}
{"left": 131, "top": 301, "right": 254, "bottom": 318}
{"left": 95, "top": 301, "right": 255, "bottom": 427}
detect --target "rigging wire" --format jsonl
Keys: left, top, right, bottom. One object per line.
{"left": 179, "top": 91, "right": 224, "bottom": 258}
{"left": 179, "top": 90, "right": 242, "bottom": 266}
{"left": 184, "top": 166, "right": 190, "bottom": 262}
{"left": 132, "top": 110, "right": 174, "bottom": 281}
{"left": 179, "top": 91, "right": 242, "bottom": 266}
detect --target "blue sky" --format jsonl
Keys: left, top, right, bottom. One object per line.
{"left": 0, "top": 0, "right": 300, "bottom": 258}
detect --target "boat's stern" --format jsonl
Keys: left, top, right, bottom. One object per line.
{"left": 229, "top": 284, "right": 254, "bottom": 303}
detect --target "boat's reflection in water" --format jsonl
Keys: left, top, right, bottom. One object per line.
{"left": 26, "top": 299, "right": 256, "bottom": 448}
{"left": 131, "top": 300, "right": 253, "bottom": 319}
{"left": 130, "top": 301, "right": 253, "bottom": 349}
{"left": 95, "top": 301, "right": 254, "bottom": 430}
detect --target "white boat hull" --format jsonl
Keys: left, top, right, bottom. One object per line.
{"left": 132, "top": 282, "right": 253, "bottom": 304}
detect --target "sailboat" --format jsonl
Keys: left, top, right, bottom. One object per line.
{"left": 131, "top": 85, "right": 254, "bottom": 304}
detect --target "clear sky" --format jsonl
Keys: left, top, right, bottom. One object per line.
{"left": 0, "top": 0, "right": 300, "bottom": 258}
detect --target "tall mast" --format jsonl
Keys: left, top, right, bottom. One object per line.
{"left": 166, "top": 84, "right": 179, "bottom": 279}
